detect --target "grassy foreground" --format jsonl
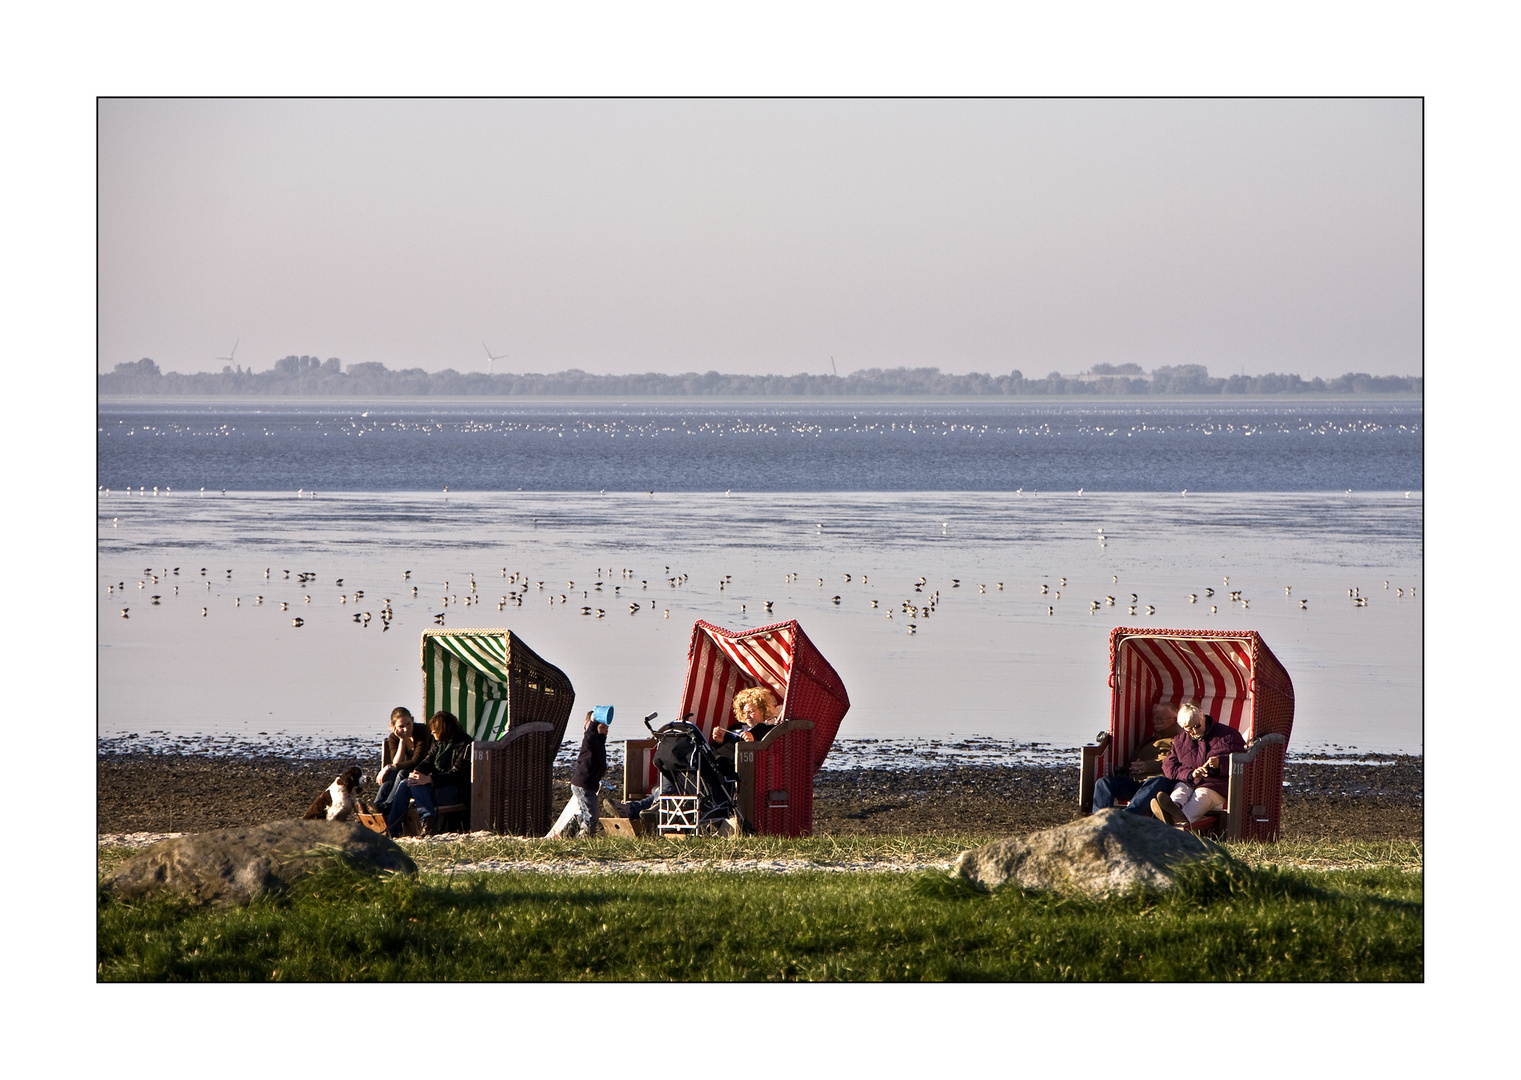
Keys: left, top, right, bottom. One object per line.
{"left": 97, "top": 838, "right": 1421, "bottom": 981}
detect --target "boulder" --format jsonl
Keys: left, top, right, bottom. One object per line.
{"left": 953, "top": 809, "right": 1225, "bottom": 896}
{"left": 101, "top": 819, "right": 417, "bottom": 907}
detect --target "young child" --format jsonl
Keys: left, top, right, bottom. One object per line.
{"left": 546, "top": 706, "right": 613, "bottom": 838}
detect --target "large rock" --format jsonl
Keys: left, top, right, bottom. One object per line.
{"left": 101, "top": 819, "right": 417, "bottom": 907}
{"left": 953, "top": 810, "right": 1225, "bottom": 896}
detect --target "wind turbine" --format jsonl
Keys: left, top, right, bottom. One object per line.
{"left": 483, "top": 342, "right": 508, "bottom": 375}
{"left": 216, "top": 339, "right": 239, "bottom": 365}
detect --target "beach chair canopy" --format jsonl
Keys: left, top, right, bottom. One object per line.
{"left": 679, "top": 619, "right": 850, "bottom": 772}
{"left": 421, "top": 629, "right": 575, "bottom": 746}
{"left": 1106, "top": 627, "right": 1294, "bottom": 767}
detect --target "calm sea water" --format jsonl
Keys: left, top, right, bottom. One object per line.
{"left": 97, "top": 400, "right": 1422, "bottom": 757}
{"left": 97, "top": 400, "right": 1422, "bottom": 494}
{"left": 97, "top": 400, "right": 1423, "bottom": 757}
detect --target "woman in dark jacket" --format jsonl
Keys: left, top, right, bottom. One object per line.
{"left": 385, "top": 710, "right": 472, "bottom": 837}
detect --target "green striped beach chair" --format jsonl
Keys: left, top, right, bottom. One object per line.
{"left": 419, "top": 629, "right": 576, "bottom": 835}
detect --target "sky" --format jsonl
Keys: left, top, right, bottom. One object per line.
{"left": 98, "top": 97, "right": 1422, "bottom": 380}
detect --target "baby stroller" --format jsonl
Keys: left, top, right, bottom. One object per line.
{"left": 646, "top": 713, "right": 742, "bottom": 834}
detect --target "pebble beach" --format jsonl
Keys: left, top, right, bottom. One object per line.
{"left": 98, "top": 736, "right": 1422, "bottom": 857}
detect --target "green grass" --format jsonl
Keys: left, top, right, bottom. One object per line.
{"left": 96, "top": 834, "right": 1424, "bottom": 877}
{"left": 97, "top": 850, "right": 1422, "bottom": 982}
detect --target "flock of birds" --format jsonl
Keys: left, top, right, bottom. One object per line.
{"left": 107, "top": 551, "right": 1419, "bottom": 640}
{"left": 103, "top": 485, "right": 1418, "bottom": 633}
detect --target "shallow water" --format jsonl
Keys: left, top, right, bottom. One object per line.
{"left": 98, "top": 488, "right": 1422, "bottom": 755}
{"left": 96, "top": 399, "right": 1423, "bottom": 493}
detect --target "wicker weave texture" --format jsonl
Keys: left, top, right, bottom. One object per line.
{"left": 500, "top": 632, "right": 577, "bottom": 748}
{"left": 736, "top": 726, "right": 814, "bottom": 837}
{"left": 477, "top": 725, "right": 557, "bottom": 836}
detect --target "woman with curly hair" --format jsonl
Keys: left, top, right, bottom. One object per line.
{"left": 712, "top": 686, "right": 781, "bottom": 745}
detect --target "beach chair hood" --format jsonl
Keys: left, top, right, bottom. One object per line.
{"left": 679, "top": 619, "right": 850, "bottom": 772}
{"left": 421, "top": 629, "right": 575, "bottom": 746}
{"left": 1107, "top": 627, "right": 1294, "bottom": 757}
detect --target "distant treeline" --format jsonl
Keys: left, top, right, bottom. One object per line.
{"left": 100, "top": 356, "right": 1423, "bottom": 397}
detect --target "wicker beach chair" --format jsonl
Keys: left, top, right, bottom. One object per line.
{"left": 624, "top": 619, "right": 851, "bottom": 837}
{"left": 1078, "top": 627, "right": 1295, "bottom": 842}
{"left": 401, "top": 629, "right": 575, "bottom": 835}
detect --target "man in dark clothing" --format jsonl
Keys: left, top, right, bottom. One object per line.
{"left": 1092, "top": 709, "right": 1182, "bottom": 814}
{"left": 546, "top": 706, "right": 613, "bottom": 838}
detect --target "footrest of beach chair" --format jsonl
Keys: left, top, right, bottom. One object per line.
{"left": 434, "top": 803, "right": 468, "bottom": 833}
{"left": 1181, "top": 811, "right": 1227, "bottom": 835}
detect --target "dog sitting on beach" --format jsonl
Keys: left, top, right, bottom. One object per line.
{"left": 303, "top": 766, "right": 369, "bottom": 822}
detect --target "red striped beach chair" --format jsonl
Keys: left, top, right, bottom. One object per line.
{"left": 1078, "top": 627, "right": 1295, "bottom": 842}
{"left": 415, "top": 629, "right": 575, "bottom": 835}
{"left": 625, "top": 619, "right": 850, "bottom": 836}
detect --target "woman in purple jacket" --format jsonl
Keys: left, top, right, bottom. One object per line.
{"left": 1151, "top": 701, "right": 1246, "bottom": 826}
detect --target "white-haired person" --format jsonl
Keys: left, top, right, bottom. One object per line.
{"left": 1150, "top": 701, "right": 1246, "bottom": 827}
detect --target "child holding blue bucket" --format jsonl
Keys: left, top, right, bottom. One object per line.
{"left": 546, "top": 705, "right": 614, "bottom": 838}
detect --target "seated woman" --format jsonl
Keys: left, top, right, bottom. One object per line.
{"left": 374, "top": 706, "right": 434, "bottom": 818}
{"left": 1150, "top": 701, "right": 1246, "bottom": 826}
{"left": 384, "top": 710, "right": 472, "bottom": 837}
{"left": 710, "top": 686, "right": 781, "bottom": 746}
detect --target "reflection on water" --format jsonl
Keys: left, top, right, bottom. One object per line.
{"left": 98, "top": 489, "right": 1422, "bottom": 755}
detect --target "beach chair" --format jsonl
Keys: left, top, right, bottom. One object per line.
{"left": 1078, "top": 627, "right": 1295, "bottom": 842}
{"left": 411, "top": 629, "right": 575, "bottom": 835}
{"left": 624, "top": 619, "right": 851, "bottom": 837}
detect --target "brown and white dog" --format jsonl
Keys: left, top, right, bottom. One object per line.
{"left": 303, "top": 766, "right": 370, "bottom": 821}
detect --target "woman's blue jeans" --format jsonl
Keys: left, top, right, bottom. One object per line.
{"left": 375, "top": 772, "right": 402, "bottom": 813}
{"left": 385, "top": 778, "right": 460, "bottom": 835}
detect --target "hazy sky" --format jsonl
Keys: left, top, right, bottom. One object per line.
{"left": 98, "top": 98, "right": 1421, "bottom": 379}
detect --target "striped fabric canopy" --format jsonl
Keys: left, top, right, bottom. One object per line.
{"left": 421, "top": 629, "right": 574, "bottom": 744}
{"left": 1104, "top": 627, "right": 1294, "bottom": 779}
{"left": 679, "top": 619, "right": 850, "bottom": 771}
